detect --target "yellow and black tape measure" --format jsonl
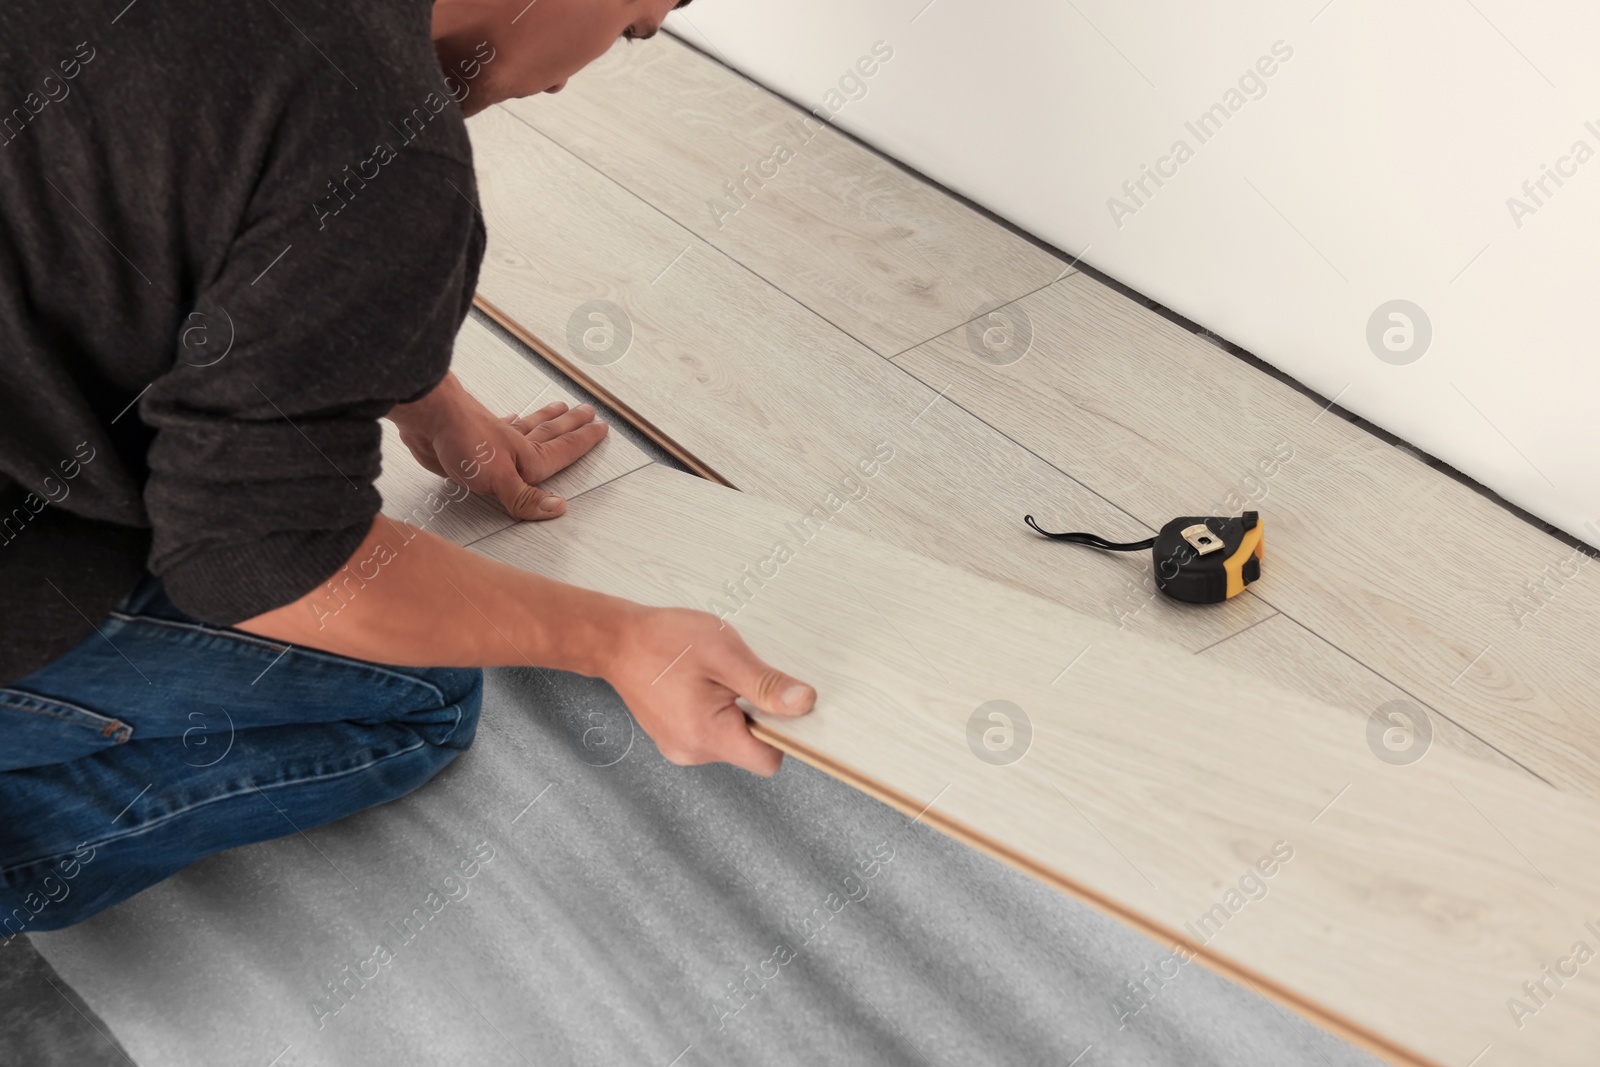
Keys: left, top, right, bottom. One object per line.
{"left": 1024, "top": 511, "right": 1265, "bottom": 604}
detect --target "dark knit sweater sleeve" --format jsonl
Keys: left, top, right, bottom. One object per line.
{"left": 141, "top": 151, "right": 484, "bottom": 625}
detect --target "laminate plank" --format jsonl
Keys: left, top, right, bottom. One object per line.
{"left": 467, "top": 105, "right": 1273, "bottom": 651}
{"left": 893, "top": 274, "right": 1600, "bottom": 801}
{"left": 500, "top": 35, "right": 1068, "bottom": 357}
{"left": 1201, "top": 614, "right": 1534, "bottom": 780}
{"left": 473, "top": 462, "right": 1600, "bottom": 1067}
{"left": 376, "top": 315, "right": 653, "bottom": 546}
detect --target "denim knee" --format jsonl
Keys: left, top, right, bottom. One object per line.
{"left": 417, "top": 666, "right": 484, "bottom": 752}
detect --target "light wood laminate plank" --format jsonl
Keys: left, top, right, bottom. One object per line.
{"left": 1201, "top": 614, "right": 1535, "bottom": 781}
{"left": 473, "top": 462, "right": 1600, "bottom": 1067}
{"left": 501, "top": 35, "right": 1068, "bottom": 357}
{"left": 467, "top": 105, "right": 1273, "bottom": 651}
{"left": 376, "top": 316, "right": 653, "bottom": 546}
{"left": 894, "top": 274, "right": 1600, "bottom": 800}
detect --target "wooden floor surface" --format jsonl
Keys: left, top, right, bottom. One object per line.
{"left": 892, "top": 276, "right": 1600, "bottom": 798}
{"left": 470, "top": 462, "right": 1600, "bottom": 1067}
{"left": 465, "top": 37, "right": 1600, "bottom": 798}
{"left": 467, "top": 104, "right": 1273, "bottom": 654}
{"left": 446, "top": 34, "right": 1600, "bottom": 1065}
{"left": 502, "top": 35, "right": 1069, "bottom": 359}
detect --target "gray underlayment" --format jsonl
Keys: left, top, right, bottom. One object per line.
{"left": 16, "top": 665, "right": 1383, "bottom": 1067}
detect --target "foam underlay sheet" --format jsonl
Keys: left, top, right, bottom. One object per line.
{"left": 31, "top": 668, "right": 1378, "bottom": 1067}
{"left": 667, "top": 0, "right": 1600, "bottom": 543}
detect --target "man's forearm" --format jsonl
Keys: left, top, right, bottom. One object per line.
{"left": 235, "top": 513, "right": 636, "bottom": 676}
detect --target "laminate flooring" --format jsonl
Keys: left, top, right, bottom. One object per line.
{"left": 892, "top": 276, "right": 1600, "bottom": 797}
{"left": 470, "top": 462, "right": 1600, "bottom": 1067}
{"left": 501, "top": 35, "right": 1068, "bottom": 359}
{"left": 466, "top": 104, "right": 1273, "bottom": 655}
{"left": 465, "top": 37, "right": 1597, "bottom": 803}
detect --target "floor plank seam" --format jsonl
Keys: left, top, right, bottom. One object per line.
{"left": 458, "top": 464, "right": 660, "bottom": 550}
{"left": 474, "top": 295, "right": 734, "bottom": 487}
{"left": 494, "top": 103, "right": 1051, "bottom": 363}
{"left": 882, "top": 352, "right": 1173, "bottom": 540}
{"left": 875, "top": 274, "right": 1069, "bottom": 363}
{"left": 1189, "top": 610, "right": 1280, "bottom": 656}
{"left": 1253, "top": 599, "right": 1555, "bottom": 788}
{"left": 661, "top": 29, "right": 1086, "bottom": 286}
{"left": 475, "top": 290, "right": 1283, "bottom": 653}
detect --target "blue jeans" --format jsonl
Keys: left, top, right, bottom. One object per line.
{"left": 0, "top": 576, "right": 481, "bottom": 935}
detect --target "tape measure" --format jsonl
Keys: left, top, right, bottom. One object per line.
{"left": 1024, "top": 511, "right": 1264, "bottom": 604}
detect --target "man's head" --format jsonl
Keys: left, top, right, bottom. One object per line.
{"left": 433, "top": 0, "right": 692, "bottom": 115}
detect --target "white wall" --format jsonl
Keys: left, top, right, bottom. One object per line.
{"left": 669, "top": 0, "right": 1600, "bottom": 544}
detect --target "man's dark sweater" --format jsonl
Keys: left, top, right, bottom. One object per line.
{"left": 0, "top": 2, "right": 487, "bottom": 683}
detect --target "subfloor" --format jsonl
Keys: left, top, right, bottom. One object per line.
{"left": 20, "top": 651, "right": 1381, "bottom": 1067}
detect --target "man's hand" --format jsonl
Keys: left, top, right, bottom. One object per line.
{"left": 387, "top": 372, "right": 608, "bottom": 519}
{"left": 605, "top": 605, "right": 817, "bottom": 776}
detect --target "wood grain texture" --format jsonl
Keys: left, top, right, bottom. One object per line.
{"left": 1201, "top": 614, "right": 1535, "bottom": 780}
{"left": 893, "top": 275, "right": 1600, "bottom": 801}
{"left": 467, "top": 105, "right": 1273, "bottom": 652}
{"left": 501, "top": 35, "right": 1068, "bottom": 358}
{"left": 376, "top": 316, "right": 653, "bottom": 546}
{"left": 473, "top": 463, "right": 1600, "bottom": 1067}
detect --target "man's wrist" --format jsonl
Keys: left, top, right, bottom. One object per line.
{"left": 387, "top": 371, "right": 468, "bottom": 436}
{"left": 534, "top": 584, "right": 643, "bottom": 681}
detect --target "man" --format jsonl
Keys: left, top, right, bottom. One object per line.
{"left": 0, "top": 0, "right": 815, "bottom": 933}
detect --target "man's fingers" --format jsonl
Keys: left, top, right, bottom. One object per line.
{"left": 509, "top": 483, "right": 566, "bottom": 520}
{"left": 705, "top": 704, "right": 784, "bottom": 776}
{"left": 396, "top": 430, "right": 449, "bottom": 478}
{"left": 505, "top": 401, "right": 567, "bottom": 431}
{"left": 408, "top": 448, "right": 449, "bottom": 479}
{"left": 519, "top": 422, "right": 609, "bottom": 483}
{"left": 517, "top": 402, "right": 598, "bottom": 444}
{"left": 713, "top": 633, "right": 816, "bottom": 719}
{"left": 482, "top": 460, "right": 564, "bottom": 520}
